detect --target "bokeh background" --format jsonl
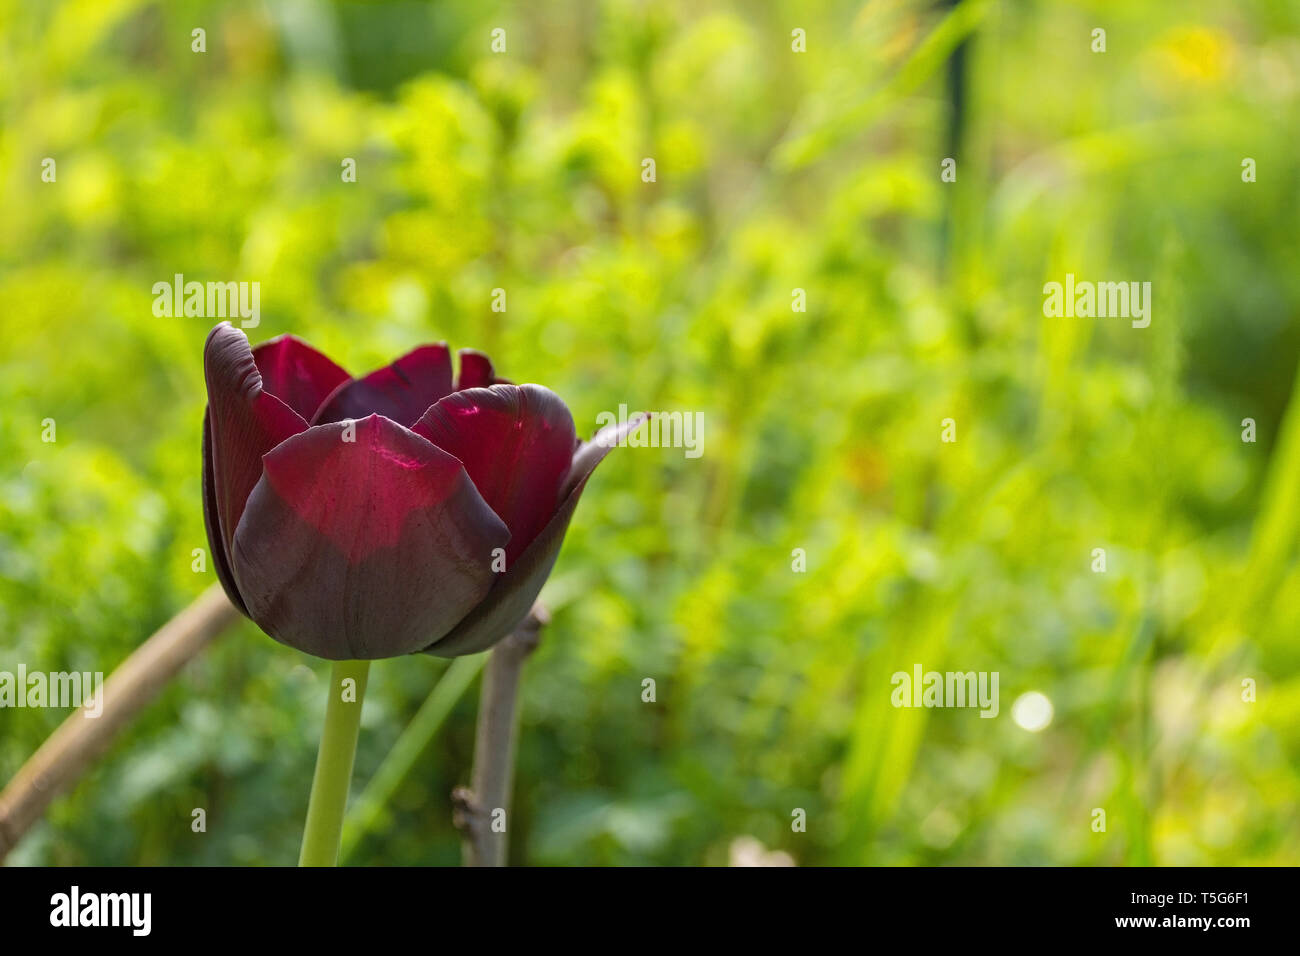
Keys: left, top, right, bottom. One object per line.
{"left": 2, "top": 0, "right": 1299, "bottom": 866}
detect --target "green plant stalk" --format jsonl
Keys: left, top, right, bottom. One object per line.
{"left": 299, "top": 659, "right": 370, "bottom": 866}
{"left": 339, "top": 654, "right": 486, "bottom": 863}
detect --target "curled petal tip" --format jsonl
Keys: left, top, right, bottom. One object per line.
{"left": 203, "top": 321, "right": 307, "bottom": 568}
{"left": 566, "top": 411, "right": 650, "bottom": 498}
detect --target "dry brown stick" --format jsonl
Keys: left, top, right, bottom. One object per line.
{"left": 0, "top": 584, "right": 239, "bottom": 861}
{"left": 452, "top": 605, "right": 548, "bottom": 867}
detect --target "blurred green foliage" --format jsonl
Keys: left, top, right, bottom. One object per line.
{"left": 2, "top": 0, "right": 1299, "bottom": 866}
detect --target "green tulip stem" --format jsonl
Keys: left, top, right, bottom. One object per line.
{"left": 339, "top": 654, "right": 486, "bottom": 864}
{"left": 299, "top": 659, "right": 370, "bottom": 866}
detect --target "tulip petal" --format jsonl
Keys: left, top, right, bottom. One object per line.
{"left": 313, "top": 344, "right": 453, "bottom": 427}
{"left": 201, "top": 412, "right": 249, "bottom": 615}
{"left": 413, "top": 384, "right": 576, "bottom": 563}
{"left": 230, "top": 415, "right": 509, "bottom": 660}
{"left": 204, "top": 322, "right": 309, "bottom": 557}
{"left": 456, "top": 349, "right": 495, "bottom": 390}
{"left": 252, "top": 335, "right": 351, "bottom": 422}
{"left": 425, "top": 411, "right": 649, "bottom": 657}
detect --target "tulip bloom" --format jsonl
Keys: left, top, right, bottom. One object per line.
{"left": 202, "top": 322, "right": 640, "bottom": 660}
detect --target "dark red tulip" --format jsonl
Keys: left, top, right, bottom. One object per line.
{"left": 202, "top": 322, "right": 643, "bottom": 660}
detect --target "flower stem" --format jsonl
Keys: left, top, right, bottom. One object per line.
{"left": 299, "top": 659, "right": 370, "bottom": 866}
{"left": 453, "top": 606, "right": 547, "bottom": 866}
{"left": 339, "top": 654, "right": 485, "bottom": 864}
